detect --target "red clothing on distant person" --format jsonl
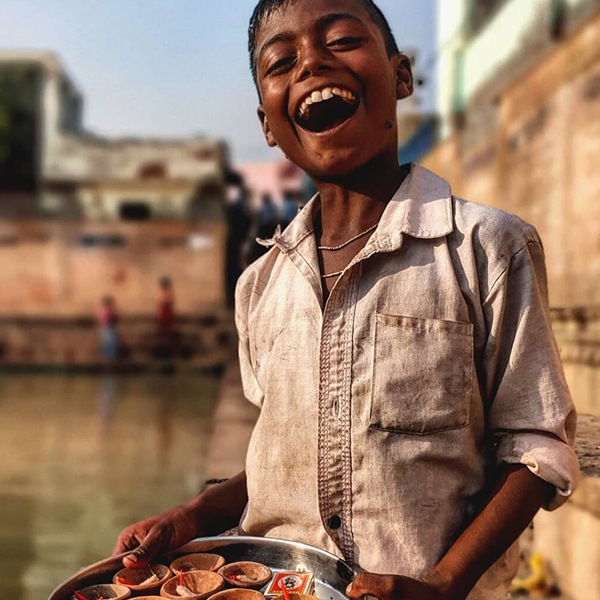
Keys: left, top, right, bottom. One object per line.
{"left": 157, "top": 288, "right": 175, "bottom": 328}
{"left": 98, "top": 305, "right": 117, "bottom": 327}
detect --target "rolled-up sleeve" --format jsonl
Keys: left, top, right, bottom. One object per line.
{"left": 483, "top": 239, "right": 579, "bottom": 509}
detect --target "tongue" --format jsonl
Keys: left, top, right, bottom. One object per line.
{"left": 298, "top": 97, "right": 357, "bottom": 133}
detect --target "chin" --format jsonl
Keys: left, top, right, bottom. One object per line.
{"left": 311, "top": 156, "right": 380, "bottom": 183}
{"left": 299, "top": 149, "right": 365, "bottom": 181}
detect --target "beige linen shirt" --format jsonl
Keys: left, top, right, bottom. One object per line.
{"left": 234, "top": 165, "right": 578, "bottom": 599}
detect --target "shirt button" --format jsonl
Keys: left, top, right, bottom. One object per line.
{"left": 328, "top": 515, "right": 342, "bottom": 530}
{"left": 331, "top": 398, "right": 339, "bottom": 416}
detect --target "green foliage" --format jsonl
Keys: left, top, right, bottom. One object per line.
{"left": 0, "top": 63, "right": 42, "bottom": 192}
{"left": 0, "top": 105, "right": 9, "bottom": 161}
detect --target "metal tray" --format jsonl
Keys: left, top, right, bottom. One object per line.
{"left": 48, "top": 536, "right": 356, "bottom": 600}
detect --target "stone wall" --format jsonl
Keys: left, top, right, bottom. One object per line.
{"left": 423, "top": 7, "right": 600, "bottom": 309}
{"left": 0, "top": 313, "right": 235, "bottom": 370}
{"left": 0, "top": 219, "right": 226, "bottom": 316}
{"left": 552, "top": 308, "right": 600, "bottom": 417}
{"left": 0, "top": 219, "right": 229, "bottom": 368}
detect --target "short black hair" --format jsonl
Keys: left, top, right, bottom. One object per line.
{"left": 248, "top": 0, "right": 400, "bottom": 88}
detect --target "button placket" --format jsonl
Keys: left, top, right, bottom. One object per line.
{"left": 317, "top": 268, "right": 359, "bottom": 565}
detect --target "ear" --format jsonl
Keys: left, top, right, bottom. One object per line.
{"left": 257, "top": 106, "right": 278, "bottom": 147}
{"left": 393, "top": 54, "right": 414, "bottom": 100}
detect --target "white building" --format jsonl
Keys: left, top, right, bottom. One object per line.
{"left": 0, "top": 50, "right": 230, "bottom": 221}
{"left": 436, "top": 0, "right": 599, "bottom": 140}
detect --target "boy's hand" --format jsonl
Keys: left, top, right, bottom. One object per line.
{"left": 112, "top": 505, "right": 197, "bottom": 569}
{"left": 346, "top": 572, "right": 454, "bottom": 600}
{"left": 112, "top": 471, "right": 249, "bottom": 570}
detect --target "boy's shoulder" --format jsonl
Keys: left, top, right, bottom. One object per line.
{"left": 451, "top": 193, "right": 541, "bottom": 259}
{"left": 407, "top": 165, "right": 540, "bottom": 257}
{"left": 235, "top": 245, "right": 281, "bottom": 307}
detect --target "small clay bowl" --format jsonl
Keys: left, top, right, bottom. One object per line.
{"left": 217, "top": 562, "right": 272, "bottom": 589}
{"left": 170, "top": 553, "right": 226, "bottom": 574}
{"left": 160, "top": 570, "right": 225, "bottom": 600}
{"left": 72, "top": 583, "right": 131, "bottom": 600}
{"left": 113, "top": 564, "right": 171, "bottom": 593}
{"left": 209, "top": 589, "right": 266, "bottom": 600}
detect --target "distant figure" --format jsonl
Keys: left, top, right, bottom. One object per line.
{"left": 157, "top": 276, "right": 175, "bottom": 330}
{"left": 258, "top": 192, "right": 279, "bottom": 236}
{"left": 98, "top": 295, "right": 119, "bottom": 362}
{"left": 281, "top": 190, "right": 300, "bottom": 230}
{"left": 225, "top": 185, "right": 252, "bottom": 307}
{"left": 249, "top": 192, "right": 280, "bottom": 263}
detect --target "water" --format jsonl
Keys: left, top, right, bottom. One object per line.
{"left": 0, "top": 372, "right": 220, "bottom": 600}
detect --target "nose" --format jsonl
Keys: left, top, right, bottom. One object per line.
{"left": 297, "top": 41, "right": 332, "bottom": 81}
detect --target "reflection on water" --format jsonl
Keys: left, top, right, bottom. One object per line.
{"left": 0, "top": 372, "right": 220, "bottom": 600}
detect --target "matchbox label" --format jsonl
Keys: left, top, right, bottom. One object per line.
{"left": 266, "top": 572, "right": 314, "bottom": 595}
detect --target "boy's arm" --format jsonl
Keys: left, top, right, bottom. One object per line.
{"left": 347, "top": 463, "right": 550, "bottom": 600}
{"left": 113, "top": 470, "right": 248, "bottom": 568}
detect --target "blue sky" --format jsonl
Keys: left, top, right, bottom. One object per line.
{"left": 0, "top": 0, "right": 437, "bottom": 163}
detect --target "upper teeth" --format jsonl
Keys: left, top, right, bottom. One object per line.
{"left": 298, "top": 87, "right": 356, "bottom": 117}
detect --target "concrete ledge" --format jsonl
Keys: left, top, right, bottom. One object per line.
{"left": 571, "top": 414, "right": 600, "bottom": 521}
{"left": 575, "top": 414, "right": 600, "bottom": 477}
{"left": 0, "top": 311, "right": 236, "bottom": 368}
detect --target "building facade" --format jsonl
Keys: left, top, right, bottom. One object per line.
{"left": 0, "top": 51, "right": 230, "bottom": 316}
{"left": 0, "top": 52, "right": 234, "bottom": 366}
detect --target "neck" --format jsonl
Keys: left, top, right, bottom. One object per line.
{"left": 313, "top": 160, "right": 409, "bottom": 245}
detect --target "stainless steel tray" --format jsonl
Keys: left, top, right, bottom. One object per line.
{"left": 48, "top": 536, "right": 356, "bottom": 600}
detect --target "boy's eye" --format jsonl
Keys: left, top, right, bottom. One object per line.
{"left": 266, "top": 56, "right": 295, "bottom": 76}
{"left": 327, "top": 36, "right": 362, "bottom": 48}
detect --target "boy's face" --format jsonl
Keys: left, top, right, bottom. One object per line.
{"left": 254, "top": 0, "right": 412, "bottom": 179}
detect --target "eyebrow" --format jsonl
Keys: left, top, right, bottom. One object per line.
{"left": 257, "top": 12, "right": 364, "bottom": 62}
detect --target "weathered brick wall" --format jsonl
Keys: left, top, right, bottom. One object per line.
{"left": 0, "top": 219, "right": 226, "bottom": 316}
{"left": 0, "top": 313, "right": 235, "bottom": 368}
{"left": 423, "top": 8, "right": 600, "bottom": 310}
{"left": 552, "top": 308, "right": 600, "bottom": 417}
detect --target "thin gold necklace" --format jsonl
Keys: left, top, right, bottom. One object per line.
{"left": 317, "top": 223, "right": 378, "bottom": 251}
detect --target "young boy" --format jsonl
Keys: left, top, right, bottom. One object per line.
{"left": 113, "top": 1, "right": 578, "bottom": 598}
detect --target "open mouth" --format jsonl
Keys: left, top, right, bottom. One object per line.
{"left": 295, "top": 87, "right": 359, "bottom": 133}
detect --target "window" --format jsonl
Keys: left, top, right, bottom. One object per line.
{"left": 468, "top": 0, "right": 510, "bottom": 36}
{"left": 119, "top": 201, "right": 151, "bottom": 221}
{"left": 78, "top": 234, "right": 126, "bottom": 248}
{"left": 0, "top": 63, "right": 42, "bottom": 193}
{"left": 139, "top": 161, "right": 167, "bottom": 179}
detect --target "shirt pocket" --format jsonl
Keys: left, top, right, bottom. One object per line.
{"left": 370, "top": 313, "right": 473, "bottom": 435}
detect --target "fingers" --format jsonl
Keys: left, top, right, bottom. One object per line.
{"left": 122, "top": 546, "right": 148, "bottom": 569}
{"left": 112, "top": 529, "right": 143, "bottom": 556}
{"left": 347, "top": 573, "right": 391, "bottom": 599}
{"left": 122, "top": 524, "right": 167, "bottom": 569}
{"left": 347, "top": 573, "right": 440, "bottom": 600}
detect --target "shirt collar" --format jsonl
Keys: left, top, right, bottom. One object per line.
{"left": 275, "top": 164, "right": 454, "bottom": 254}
